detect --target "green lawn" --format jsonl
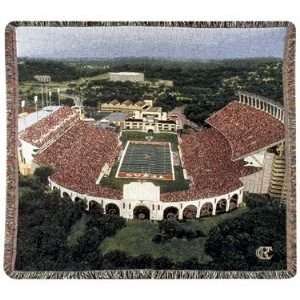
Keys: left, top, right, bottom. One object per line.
{"left": 99, "top": 207, "right": 249, "bottom": 263}
{"left": 100, "top": 163, "right": 189, "bottom": 193}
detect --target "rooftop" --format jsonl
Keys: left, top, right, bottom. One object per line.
{"left": 110, "top": 72, "right": 143, "bottom": 76}
{"left": 104, "top": 112, "right": 128, "bottom": 123}
{"left": 145, "top": 107, "right": 162, "bottom": 113}
{"left": 19, "top": 106, "right": 79, "bottom": 147}
{"left": 18, "top": 106, "right": 61, "bottom": 133}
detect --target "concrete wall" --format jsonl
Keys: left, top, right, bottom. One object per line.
{"left": 240, "top": 152, "right": 274, "bottom": 193}
{"left": 19, "top": 139, "right": 39, "bottom": 165}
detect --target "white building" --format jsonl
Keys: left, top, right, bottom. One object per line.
{"left": 109, "top": 72, "right": 145, "bottom": 82}
{"left": 123, "top": 106, "right": 180, "bottom": 133}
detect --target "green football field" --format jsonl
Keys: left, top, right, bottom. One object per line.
{"left": 119, "top": 142, "right": 173, "bottom": 176}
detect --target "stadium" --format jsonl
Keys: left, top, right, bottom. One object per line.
{"left": 18, "top": 92, "right": 285, "bottom": 221}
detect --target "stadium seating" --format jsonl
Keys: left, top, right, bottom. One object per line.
{"left": 35, "top": 120, "right": 122, "bottom": 199}
{"left": 206, "top": 101, "right": 285, "bottom": 160}
{"left": 161, "top": 128, "right": 258, "bottom": 202}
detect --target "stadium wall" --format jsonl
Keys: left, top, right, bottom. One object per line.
{"left": 48, "top": 178, "right": 243, "bottom": 221}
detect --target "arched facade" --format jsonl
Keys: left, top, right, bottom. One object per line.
{"left": 49, "top": 178, "right": 243, "bottom": 221}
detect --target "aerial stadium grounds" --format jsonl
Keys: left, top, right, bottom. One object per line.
{"left": 116, "top": 141, "right": 174, "bottom": 181}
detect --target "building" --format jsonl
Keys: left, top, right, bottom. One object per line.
{"left": 108, "top": 72, "right": 145, "bottom": 82}
{"left": 100, "top": 99, "right": 153, "bottom": 115}
{"left": 97, "top": 112, "right": 128, "bottom": 128}
{"left": 123, "top": 106, "right": 179, "bottom": 133}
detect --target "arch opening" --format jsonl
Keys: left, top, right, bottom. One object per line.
{"left": 62, "top": 192, "right": 72, "bottom": 200}
{"left": 74, "top": 196, "right": 83, "bottom": 203}
{"left": 216, "top": 199, "right": 227, "bottom": 214}
{"left": 163, "top": 206, "right": 179, "bottom": 220}
{"left": 89, "top": 200, "right": 103, "bottom": 213}
{"left": 183, "top": 205, "right": 197, "bottom": 220}
{"left": 200, "top": 202, "right": 213, "bottom": 217}
{"left": 105, "top": 203, "right": 120, "bottom": 216}
{"left": 133, "top": 205, "right": 150, "bottom": 220}
{"left": 229, "top": 194, "right": 239, "bottom": 210}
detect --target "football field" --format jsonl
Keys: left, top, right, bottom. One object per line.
{"left": 116, "top": 141, "right": 174, "bottom": 180}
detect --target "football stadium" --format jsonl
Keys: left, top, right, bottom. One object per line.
{"left": 18, "top": 92, "right": 285, "bottom": 221}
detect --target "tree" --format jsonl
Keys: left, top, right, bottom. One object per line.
{"left": 102, "top": 251, "right": 128, "bottom": 269}
{"left": 152, "top": 257, "right": 174, "bottom": 269}
{"left": 205, "top": 195, "right": 286, "bottom": 270}
{"left": 16, "top": 180, "right": 126, "bottom": 271}
{"left": 33, "top": 166, "right": 54, "bottom": 185}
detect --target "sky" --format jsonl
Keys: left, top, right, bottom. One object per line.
{"left": 16, "top": 26, "right": 287, "bottom": 60}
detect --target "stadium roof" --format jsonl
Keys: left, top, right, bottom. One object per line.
{"left": 18, "top": 106, "right": 60, "bottom": 133}
{"left": 206, "top": 101, "right": 285, "bottom": 160}
{"left": 19, "top": 106, "right": 78, "bottom": 147}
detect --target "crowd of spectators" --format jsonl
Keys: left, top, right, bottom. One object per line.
{"left": 161, "top": 127, "right": 258, "bottom": 202}
{"left": 19, "top": 106, "right": 79, "bottom": 147}
{"left": 31, "top": 101, "right": 283, "bottom": 204}
{"left": 34, "top": 120, "right": 122, "bottom": 200}
{"left": 206, "top": 101, "right": 285, "bottom": 160}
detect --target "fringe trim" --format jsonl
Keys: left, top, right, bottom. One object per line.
{"left": 4, "top": 21, "right": 296, "bottom": 279}
{"left": 8, "top": 21, "right": 290, "bottom": 28}
{"left": 7, "top": 269, "right": 296, "bottom": 280}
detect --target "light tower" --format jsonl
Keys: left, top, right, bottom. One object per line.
{"left": 34, "top": 95, "right": 38, "bottom": 121}
{"left": 34, "top": 75, "right": 51, "bottom": 108}
{"left": 57, "top": 88, "right": 61, "bottom": 106}
{"left": 73, "top": 86, "right": 85, "bottom": 119}
{"left": 48, "top": 90, "right": 52, "bottom": 106}
{"left": 21, "top": 99, "right": 25, "bottom": 114}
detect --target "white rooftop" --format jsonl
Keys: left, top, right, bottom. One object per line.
{"left": 18, "top": 106, "right": 61, "bottom": 132}
{"left": 110, "top": 72, "right": 143, "bottom": 76}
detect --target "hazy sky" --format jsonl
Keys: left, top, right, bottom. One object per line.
{"left": 16, "top": 26, "right": 287, "bottom": 60}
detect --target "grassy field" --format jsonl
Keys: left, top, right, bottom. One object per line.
{"left": 100, "top": 207, "right": 249, "bottom": 263}
{"left": 101, "top": 164, "right": 189, "bottom": 193}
